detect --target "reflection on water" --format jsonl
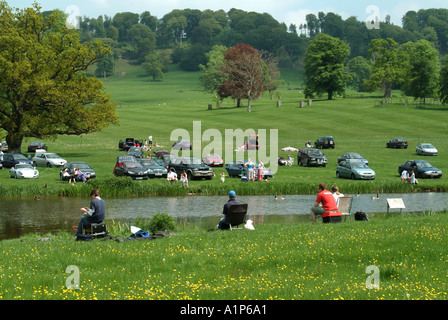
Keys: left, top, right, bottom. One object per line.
{"left": 1, "top": 192, "right": 447, "bottom": 240}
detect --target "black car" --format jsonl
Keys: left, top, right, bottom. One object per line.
{"left": 114, "top": 161, "right": 149, "bottom": 180}
{"left": 27, "top": 141, "right": 48, "bottom": 153}
{"left": 169, "top": 157, "right": 214, "bottom": 180}
{"left": 60, "top": 161, "right": 96, "bottom": 181}
{"left": 118, "top": 138, "right": 142, "bottom": 151}
{"left": 387, "top": 138, "right": 408, "bottom": 149}
{"left": 137, "top": 158, "right": 168, "bottom": 178}
{"left": 315, "top": 136, "right": 335, "bottom": 149}
{"left": 297, "top": 148, "right": 328, "bottom": 167}
{"left": 337, "top": 152, "right": 368, "bottom": 165}
{"left": 398, "top": 160, "right": 442, "bottom": 179}
{"left": 224, "top": 160, "right": 273, "bottom": 179}
{"left": 1, "top": 153, "right": 32, "bottom": 168}
{"left": 127, "top": 147, "right": 144, "bottom": 158}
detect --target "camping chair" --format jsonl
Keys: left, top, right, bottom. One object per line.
{"left": 226, "top": 203, "right": 248, "bottom": 230}
{"left": 338, "top": 196, "right": 353, "bottom": 221}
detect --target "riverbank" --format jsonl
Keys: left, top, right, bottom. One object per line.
{"left": 0, "top": 212, "right": 447, "bottom": 300}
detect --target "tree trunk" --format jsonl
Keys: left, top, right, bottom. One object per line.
{"left": 328, "top": 91, "right": 333, "bottom": 100}
{"left": 236, "top": 98, "right": 241, "bottom": 108}
{"left": 247, "top": 98, "right": 252, "bottom": 112}
{"left": 6, "top": 132, "right": 24, "bottom": 154}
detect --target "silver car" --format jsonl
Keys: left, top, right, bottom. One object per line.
{"left": 10, "top": 164, "right": 39, "bottom": 179}
{"left": 32, "top": 153, "right": 67, "bottom": 167}
{"left": 416, "top": 143, "right": 438, "bottom": 156}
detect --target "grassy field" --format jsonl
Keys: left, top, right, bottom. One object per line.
{"left": 0, "top": 212, "right": 446, "bottom": 300}
{"left": 1, "top": 59, "right": 448, "bottom": 199}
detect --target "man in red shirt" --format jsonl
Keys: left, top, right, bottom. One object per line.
{"left": 310, "top": 183, "right": 342, "bottom": 223}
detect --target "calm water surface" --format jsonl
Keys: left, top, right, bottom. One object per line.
{"left": 1, "top": 193, "right": 447, "bottom": 240}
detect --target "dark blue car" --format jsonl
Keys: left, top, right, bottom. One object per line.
{"left": 1, "top": 153, "right": 32, "bottom": 168}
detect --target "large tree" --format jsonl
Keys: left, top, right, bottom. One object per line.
{"left": 218, "top": 43, "right": 276, "bottom": 112}
{"left": 304, "top": 33, "right": 351, "bottom": 100}
{"left": 364, "top": 38, "right": 406, "bottom": 99}
{"left": 404, "top": 40, "right": 440, "bottom": 103}
{"left": 0, "top": 2, "right": 118, "bottom": 153}
{"left": 439, "top": 56, "right": 448, "bottom": 104}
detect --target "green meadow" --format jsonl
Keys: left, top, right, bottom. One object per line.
{"left": 1, "top": 60, "right": 447, "bottom": 198}
{"left": 1, "top": 61, "right": 448, "bottom": 301}
{"left": 0, "top": 213, "right": 447, "bottom": 300}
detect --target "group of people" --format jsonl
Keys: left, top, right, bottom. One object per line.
{"left": 61, "top": 167, "right": 91, "bottom": 184}
{"left": 278, "top": 155, "right": 293, "bottom": 166}
{"left": 167, "top": 169, "right": 189, "bottom": 187}
{"left": 401, "top": 170, "right": 418, "bottom": 184}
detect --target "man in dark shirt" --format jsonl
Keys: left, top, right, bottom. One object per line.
{"left": 217, "top": 190, "right": 241, "bottom": 230}
{"left": 76, "top": 189, "right": 106, "bottom": 236}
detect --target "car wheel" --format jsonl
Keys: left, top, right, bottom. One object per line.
{"left": 47, "top": 162, "right": 52, "bottom": 168}
{"left": 336, "top": 171, "right": 341, "bottom": 178}
{"left": 351, "top": 173, "right": 356, "bottom": 180}
{"left": 187, "top": 171, "right": 193, "bottom": 181}
{"left": 33, "top": 161, "right": 37, "bottom": 167}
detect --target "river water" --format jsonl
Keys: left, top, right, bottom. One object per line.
{"left": 1, "top": 192, "right": 447, "bottom": 240}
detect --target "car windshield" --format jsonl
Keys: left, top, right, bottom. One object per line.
{"left": 13, "top": 154, "right": 27, "bottom": 160}
{"left": 140, "top": 159, "right": 158, "bottom": 166}
{"left": 351, "top": 162, "right": 369, "bottom": 169}
{"left": 15, "top": 164, "right": 33, "bottom": 169}
{"left": 308, "top": 150, "right": 323, "bottom": 156}
{"left": 416, "top": 161, "right": 433, "bottom": 169}
{"left": 206, "top": 154, "right": 221, "bottom": 159}
{"left": 71, "top": 163, "right": 90, "bottom": 169}
{"left": 124, "top": 162, "right": 143, "bottom": 168}
{"left": 45, "top": 154, "right": 61, "bottom": 159}
{"left": 421, "top": 144, "right": 434, "bottom": 149}
{"left": 348, "top": 153, "right": 362, "bottom": 159}
{"left": 129, "top": 147, "right": 140, "bottom": 152}
{"left": 182, "top": 158, "right": 202, "bottom": 165}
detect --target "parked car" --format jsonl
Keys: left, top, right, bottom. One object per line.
{"left": 153, "top": 150, "right": 176, "bottom": 167}
{"left": 1, "top": 141, "right": 7, "bottom": 152}
{"left": 118, "top": 138, "right": 142, "bottom": 151}
{"left": 224, "top": 160, "right": 273, "bottom": 179}
{"left": 202, "top": 153, "right": 224, "bottom": 167}
{"left": 60, "top": 161, "right": 96, "bottom": 181}
{"left": 387, "top": 138, "right": 408, "bottom": 149}
{"left": 336, "top": 160, "right": 375, "bottom": 180}
{"left": 337, "top": 152, "right": 368, "bottom": 165}
{"left": 127, "top": 147, "right": 144, "bottom": 158}
{"left": 398, "top": 160, "right": 442, "bottom": 179}
{"left": 297, "top": 148, "right": 327, "bottom": 167}
{"left": 416, "top": 143, "right": 438, "bottom": 156}
{"left": 169, "top": 157, "right": 214, "bottom": 180}
{"left": 137, "top": 158, "right": 168, "bottom": 178}
{"left": 114, "top": 161, "right": 149, "bottom": 180}
{"left": 27, "top": 141, "right": 48, "bottom": 153}
{"left": 172, "top": 140, "right": 192, "bottom": 150}
{"left": 1, "top": 153, "right": 32, "bottom": 168}
{"left": 32, "top": 153, "right": 67, "bottom": 167}
{"left": 9, "top": 163, "right": 39, "bottom": 179}
{"left": 315, "top": 136, "right": 335, "bottom": 149}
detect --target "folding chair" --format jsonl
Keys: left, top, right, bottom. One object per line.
{"left": 226, "top": 203, "right": 248, "bottom": 230}
{"left": 338, "top": 196, "right": 353, "bottom": 221}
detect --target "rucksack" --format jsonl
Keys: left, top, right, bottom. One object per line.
{"left": 354, "top": 211, "right": 369, "bottom": 221}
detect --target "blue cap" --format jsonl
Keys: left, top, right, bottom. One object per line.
{"left": 228, "top": 190, "right": 236, "bottom": 198}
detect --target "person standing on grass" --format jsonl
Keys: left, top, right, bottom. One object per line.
{"left": 310, "top": 183, "right": 341, "bottom": 224}
{"left": 217, "top": 190, "right": 241, "bottom": 230}
{"left": 76, "top": 189, "right": 106, "bottom": 236}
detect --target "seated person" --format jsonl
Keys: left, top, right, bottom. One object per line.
{"left": 76, "top": 189, "right": 106, "bottom": 236}
{"left": 278, "top": 156, "right": 287, "bottom": 166}
{"left": 310, "top": 183, "right": 341, "bottom": 224}
{"left": 61, "top": 168, "right": 75, "bottom": 184}
{"left": 167, "top": 169, "right": 178, "bottom": 183}
{"left": 217, "top": 190, "right": 242, "bottom": 230}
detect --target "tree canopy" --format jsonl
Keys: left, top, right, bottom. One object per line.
{"left": 0, "top": 2, "right": 118, "bottom": 153}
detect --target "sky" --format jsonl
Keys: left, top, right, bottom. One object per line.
{"left": 6, "top": 0, "right": 448, "bottom": 27}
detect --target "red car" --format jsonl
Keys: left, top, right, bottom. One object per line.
{"left": 202, "top": 153, "right": 223, "bottom": 167}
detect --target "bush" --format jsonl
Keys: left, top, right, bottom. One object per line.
{"left": 147, "top": 213, "right": 175, "bottom": 233}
